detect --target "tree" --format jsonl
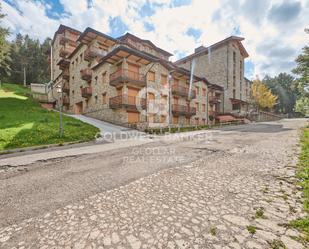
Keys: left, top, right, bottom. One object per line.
{"left": 263, "top": 73, "right": 297, "bottom": 113}
{"left": 0, "top": 3, "right": 11, "bottom": 79}
{"left": 292, "top": 29, "right": 309, "bottom": 115}
{"left": 8, "top": 34, "right": 50, "bottom": 84}
{"left": 251, "top": 79, "right": 278, "bottom": 110}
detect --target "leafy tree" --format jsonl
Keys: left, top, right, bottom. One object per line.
{"left": 263, "top": 73, "right": 297, "bottom": 113}
{"left": 292, "top": 29, "right": 309, "bottom": 115}
{"left": 0, "top": 3, "right": 11, "bottom": 79}
{"left": 251, "top": 79, "right": 278, "bottom": 110}
{"left": 292, "top": 46, "right": 309, "bottom": 98}
{"left": 295, "top": 97, "right": 309, "bottom": 115}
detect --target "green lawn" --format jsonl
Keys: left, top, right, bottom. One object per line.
{"left": 290, "top": 125, "right": 309, "bottom": 240}
{"left": 0, "top": 83, "right": 99, "bottom": 151}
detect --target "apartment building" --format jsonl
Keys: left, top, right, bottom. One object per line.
{"left": 51, "top": 25, "right": 223, "bottom": 129}
{"left": 175, "top": 36, "right": 251, "bottom": 115}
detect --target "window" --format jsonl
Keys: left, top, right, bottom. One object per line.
{"left": 95, "top": 76, "right": 98, "bottom": 84}
{"left": 95, "top": 95, "right": 98, "bottom": 103}
{"left": 147, "top": 71, "right": 155, "bottom": 82}
{"left": 161, "top": 115, "right": 166, "bottom": 123}
{"left": 80, "top": 53, "right": 83, "bottom": 61}
{"left": 102, "top": 93, "right": 107, "bottom": 104}
{"left": 233, "top": 89, "right": 236, "bottom": 99}
{"left": 202, "top": 104, "right": 206, "bottom": 112}
{"left": 161, "top": 74, "right": 167, "bottom": 86}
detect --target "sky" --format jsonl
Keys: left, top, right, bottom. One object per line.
{"left": 1, "top": 0, "right": 309, "bottom": 79}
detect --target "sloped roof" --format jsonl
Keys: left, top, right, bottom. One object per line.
{"left": 175, "top": 36, "right": 249, "bottom": 65}
{"left": 118, "top": 33, "right": 173, "bottom": 57}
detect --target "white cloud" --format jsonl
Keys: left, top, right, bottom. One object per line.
{"left": 1, "top": 0, "right": 308, "bottom": 79}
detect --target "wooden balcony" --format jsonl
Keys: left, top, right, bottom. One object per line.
{"left": 62, "top": 84, "right": 70, "bottom": 94}
{"left": 84, "top": 47, "right": 107, "bottom": 61}
{"left": 62, "top": 96, "right": 70, "bottom": 106}
{"left": 110, "top": 69, "right": 146, "bottom": 87}
{"left": 62, "top": 70, "right": 70, "bottom": 80}
{"left": 209, "top": 95, "right": 221, "bottom": 104}
{"left": 80, "top": 68, "right": 92, "bottom": 82}
{"left": 172, "top": 85, "right": 196, "bottom": 99}
{"left": 81, "top": 87, "right": 92, "bottom": 98}
{"left": 58, "top": 58, "right": 70, "bottom": 70}
{"left": 59, "top": 34, "right": 77, "bottom": 47}
{"left": 109, "top": 95, "right": 146, "bottom": 111}
{"left": 59, "top": 47, "right": 74, "bottom": 58}
{"left": 172, "top": 104, "right": 196, "bottom": 116}
{"left": 208, "top": 110, "right": 218, "bottom": 117}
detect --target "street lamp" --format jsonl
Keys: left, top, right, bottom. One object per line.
{"left": 56, "top": 84, "right": 64, "bottom": 137}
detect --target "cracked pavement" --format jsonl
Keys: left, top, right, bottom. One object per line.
{"left": 0, "top": 119, "right": 308, "bottom": 249}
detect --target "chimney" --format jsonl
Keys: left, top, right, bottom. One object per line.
{"left": 195, "top": 45, "right": 205, "bottom": 53}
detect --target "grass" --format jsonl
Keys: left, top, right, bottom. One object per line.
{"left": 289, "top": 126, "right": 309, "bottom": 240}
{"left": 246, "top": 225, "right": 257, "bottom": 235}
{"left": 0, "top": 83, "right": 99, "bottom": 150}
{"left": 210, "top": 227, "right": 217, "bottom": 236}
{"left": 255, "top": 207, "right": 266, "bottom": 219}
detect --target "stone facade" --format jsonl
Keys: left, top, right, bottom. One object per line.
{"left": 176, "top": 37, "right": 250, "bottom": 114}
{"left": 51, "top": 25, "right": 224, "bottom": 129}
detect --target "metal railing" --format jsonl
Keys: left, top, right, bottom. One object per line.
{"left": 109, "top": 95, "right": 146, "bottom": 110}
{"left": 110, "top": 69, "right": 146, "bottom": 84}
{"left": 81, "top": 87, "right": 92, "bottom": 98}
{"left": 172, "top": 104, "right": 196, "bottom": 115}
{"left": 172, "top": 84, "right": 196, "bottom": 98}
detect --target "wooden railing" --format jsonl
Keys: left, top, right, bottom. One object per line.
{"left": 59, "top": 46, "right": 74, "bottom": 57}
{"left": 209, "top": 95, "right": 221, "bottom": 103}
{"left": 208, "top": 110, "right": 218, "bottom": 117}
{"left": 80, "top": 68, "right": 92, "bottom": 82}
{"left": 172, "top": 84, "right": 196, "bottom": 98}
{"left": 109, "top": 95, "right": 146, "bottom": 110}
{"left": 110, "top": 69, "right": 146, "bottom": 86}
{"left": 62, "top": 96, "right": 70, "bottom": 105}
{"left": 81, "top": 87, "right": 92, "bottom": 98}
{"left": 62, "top": 84, "right": 70, "bottom": 94}
{"left": 172, "top": 104, "right": 196, "bottom": 116}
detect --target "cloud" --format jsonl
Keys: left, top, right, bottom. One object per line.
{"left": 268, "top": 1, "right": 301, "bottom": 24}
{"left": 1, "top": 0, "right": 309, "bottom": 79}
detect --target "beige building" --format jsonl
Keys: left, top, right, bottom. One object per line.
{"left": 51, "top": 25, "right": 225, "bottom": 129}
{"left": 175, "top": 36, "right": 251, "bottom": 114}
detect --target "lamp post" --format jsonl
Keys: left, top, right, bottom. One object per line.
{"left": 56, "top": 84, "right": 64, "bottom": 137}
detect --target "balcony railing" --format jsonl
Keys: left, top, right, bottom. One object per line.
{"left": 59, "top": 34, "right": 77, "bottom": 47}
{"left": 59, "top": 46, "right": 74, "bottom": 58}
{"left": 62, "top": 84, "right": 70, "bottom": 94}
{"left": 209, "top": 95, "right": 221, "bottom": 103}
{"left": 109, "top": 95, "right": 146, "bottom": 111}
{"left": 172, "top": 104, "right": 196, "bottom": 116}
{"left": 62, "top": 70, "right": 70, "bottom": 80}
{"left": 81, "top": 87, "right": 92, "bottom": 98}
{"left": 110, "top": 69, "right": 146, "bottom": 87}
{"left": 84, "top": 47, "right": 107, "bottom": 61}
{"left": 172, "top": 84, "right": 196, "bottom": 99}
{"left": 62, "top": 96, "right": 70, "bottom": 105}
{"left": 80, "top": 68, "right": 92, "bottom": 82}
{"left": 208, "top": 110, "right": 218, "bottom": 117}
{"left": 58, "top": 58, "right": 70, "bottom": 70}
